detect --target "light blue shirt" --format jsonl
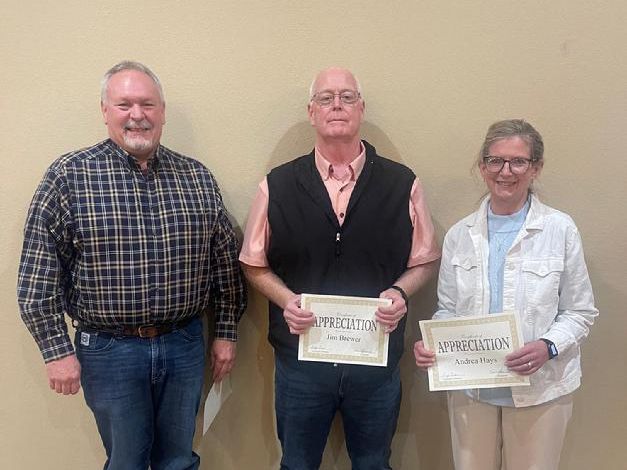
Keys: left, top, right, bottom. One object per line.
{"left": 474, "top": 198, "right": 530, "bottom": 407}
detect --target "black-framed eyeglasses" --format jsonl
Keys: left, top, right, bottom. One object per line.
{"left": 311, "top": 90, "right": 361, "bottom": 107}
{"left": 483, "top": 156, "right": 537, "bottom": 174}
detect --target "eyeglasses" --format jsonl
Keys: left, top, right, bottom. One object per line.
{"left": 311, "top": 90, "right": 361, "bottom": 107}
{"left": 483, "top": 156, "right": 537, "bottom": 174}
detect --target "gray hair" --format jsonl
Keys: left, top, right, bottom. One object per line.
{"left": 100, "top": 61, "right": 164, "bottom": 103}
{"left": 308, "top": 69, "right": 363, "bottom": 100}
{"left": 477, "top": 119, "right": 544, "bottom": 166}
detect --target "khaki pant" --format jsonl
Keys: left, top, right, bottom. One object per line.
{"left": 447, "top": 391, "right": 573, "bottom": 470}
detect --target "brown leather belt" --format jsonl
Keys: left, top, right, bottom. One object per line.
{"left": 76, "top": 316, "right": 196, "bottom": 338}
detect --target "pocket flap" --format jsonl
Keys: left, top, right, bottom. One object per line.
{"left": 522, "top": 259, "right": 564, "bottom": 277}
{"left": 451, "top": 255, "right": 478, "bottom": 271}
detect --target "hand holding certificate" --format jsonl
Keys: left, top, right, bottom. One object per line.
{"left": 419, "top": 313, "right": 530, "bottom": 391}
{"left": 298, "top": 294, "right": 392, "bottom": 367}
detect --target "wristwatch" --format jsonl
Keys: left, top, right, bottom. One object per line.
{"left": 540, "top": 338, "right": 558, "bottom": 359}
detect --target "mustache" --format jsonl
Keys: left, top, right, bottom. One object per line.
{"left": 124, "top": 120, "right": 152, "bottom": 131}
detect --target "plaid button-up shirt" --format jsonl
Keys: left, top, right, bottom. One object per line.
{"left": 18, "top": 139, "right": 246, "bottom": 362}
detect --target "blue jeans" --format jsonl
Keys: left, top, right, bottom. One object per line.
{"left": 275, "top": 355, "right": 401, "bottom": 470}
{"left": 75, "top": 317, "right": 205, "bottom": 470}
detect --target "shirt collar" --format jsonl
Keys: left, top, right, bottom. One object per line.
{"left": 314, "top": 141, "right": 366, "bottom": 182}
{"left": 108, "top": 139, "right": 161, "bottom": 172}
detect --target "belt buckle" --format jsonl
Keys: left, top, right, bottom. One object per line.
{"left": 138, "top": 324, "right": 159, "bottom": 338}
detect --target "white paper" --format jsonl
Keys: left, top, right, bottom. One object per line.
{"left": 202, "top": 376, "right": 232, "bottom": 435}
{"left": 419, "top": 313, "right": 530, "bottom": 391}
{"left": 298, "top": 293, "right": 391, "bottom": 367}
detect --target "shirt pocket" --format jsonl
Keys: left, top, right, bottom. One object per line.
{"left": 451, "top": 255, "right": 479, "bottom": 315}
{"left": 521, "top": 258, "right": 563, "bottom": 314}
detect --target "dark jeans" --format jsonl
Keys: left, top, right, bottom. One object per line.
{"left": 75, "top": 317, "right": 205, "bottom": 470}
{"left": 275, "top": 355, "right": 401, "bottom": 470}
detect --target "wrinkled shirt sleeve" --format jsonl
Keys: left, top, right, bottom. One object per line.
{"left": 17, "top": 169, "right": 75, "bottom": 362}
{"left": 208, "top": 177, "right": 248, "bottom": 341}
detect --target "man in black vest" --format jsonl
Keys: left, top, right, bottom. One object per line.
{"left": 240, "top": 67, "right": 440, "bottom": 469}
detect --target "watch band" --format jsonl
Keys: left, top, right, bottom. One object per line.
{"left": 390, "top": 285, "right": 409, "bottom": 305}
{"left": 540, "top": 338, "right": 558, "bottom": 359}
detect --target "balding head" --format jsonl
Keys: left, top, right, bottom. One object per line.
{"left": 309, "top": 67, "right": 362, "bottom": 100}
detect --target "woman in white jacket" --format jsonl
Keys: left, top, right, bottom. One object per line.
{"left": 414, "top": 119, "right": 598, "bottom": 470}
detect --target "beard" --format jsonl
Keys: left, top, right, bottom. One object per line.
{"left": 123, "top": 133, "right": 156, "bottom": 153}
{"left": 123, "top": 120, "right": 157, "bottom": 154}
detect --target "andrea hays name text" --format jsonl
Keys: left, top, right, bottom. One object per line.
{"left": 455, "top": 356, "right": 498, "bottom": 365}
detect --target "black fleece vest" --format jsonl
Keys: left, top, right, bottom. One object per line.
{"left": 266, "top": 141, "right": 414, "bottom": 369}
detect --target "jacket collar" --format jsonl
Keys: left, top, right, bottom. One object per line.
{"left": 466, "top": 194, "right": 547, "bottom": 234}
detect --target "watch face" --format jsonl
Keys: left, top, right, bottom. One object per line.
{"left": 542, "top": 339, "right": 558, "bottom": 359}
{"left": 549, "top": 343, "right": 558, "bottom": 357}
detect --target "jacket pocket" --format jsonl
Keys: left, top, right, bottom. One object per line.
{"left": 522, "top": 258, "right": 563, "bottom": 315}
{"left": 451, "top": 255, "right": 479, "bottom": 315}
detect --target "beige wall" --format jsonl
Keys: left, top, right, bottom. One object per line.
{"left": 2, "top": 1, "right": 625, "bottom": 468}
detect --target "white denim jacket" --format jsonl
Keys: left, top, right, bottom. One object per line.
{"left": 434, "top": 195, "right": 598, "bottom": 407}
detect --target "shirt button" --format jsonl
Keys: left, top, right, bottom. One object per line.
{"left": 339, "top": 212, "right": 345, "bottom": 218}
{"left": 339, "top": 187, "right": 344, "bottom": 192}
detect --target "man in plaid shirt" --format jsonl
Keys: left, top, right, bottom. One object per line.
{"left": 17, "top": 61, "right": 246, "bottom": 470}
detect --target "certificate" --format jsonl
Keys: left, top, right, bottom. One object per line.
{"left": 298, "top": 294, "right": 391, "bottom": 367}
{"left": 419, "top": 313, "right": 530, "bottom": 391}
